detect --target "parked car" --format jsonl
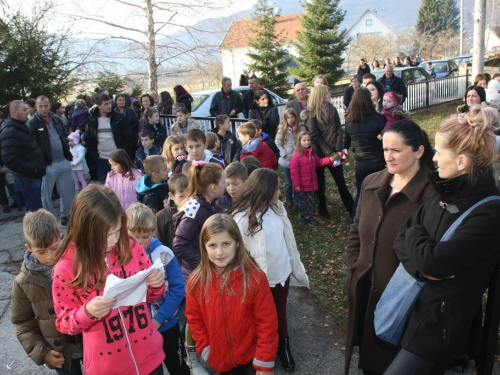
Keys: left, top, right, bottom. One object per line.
{"left": 452, "top": 55, "right": 472, "bottom": 66}
{"left": 418, "top": 59, "right": 459, "bottom": 79}
{"left": 372, "top": 67, "right": 432, "bottom": 85}
{"left": 190, "top": 86, "right": 287, "bottom": 117}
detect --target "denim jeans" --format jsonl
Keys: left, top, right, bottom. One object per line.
{"left": 14, "top": 176, "right": 43, "bottom": 212}
{"left": 54, "top": 359, "right": 83, "bottom": 375}
{"left": 282, "top": 167, "right": 298, "bottom": 204}
{"left": 97, "top": 158, "right": 111, "bottom": 184}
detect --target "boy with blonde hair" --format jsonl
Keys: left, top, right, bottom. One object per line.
{"left": 11, "top": 209, "right": 83, "bottom": 374}
{"left": 237, "top": 122, "right": 277, "bottom": 169}
{"left": 126, "top": 203, "right": 189, "bottom": 375}
{"left": 136, "top": 155, "right": 169, "bottom": 213}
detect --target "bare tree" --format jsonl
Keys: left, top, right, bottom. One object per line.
{"left": 347, "top": 33, "right": 399, "bottom": 71}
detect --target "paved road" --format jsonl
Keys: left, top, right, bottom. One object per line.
{"left": 0, "top": 211, "right": 497, "bottom": 375}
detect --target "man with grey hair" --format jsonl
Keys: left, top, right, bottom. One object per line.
{"left": 28, "top": 95, "right": 74, "bottom": 226}
{"left": 209, "top": 77, "right": 242, "bottom": 118}
{"left": 286, "top": 82, "right": 309, "bottom": 115}
{"left": 0, "top": 100, "right": 46, "bottom": 212}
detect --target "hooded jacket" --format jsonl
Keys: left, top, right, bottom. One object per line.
{"left": 105, "top": 168, "right": 142, "bottom": 210}
{"left": 171, "top": 118, "right": 198, "bottom": 136}
{"left": 290, "top": 149, "right": 331, "bottom": 192}
{"left": 52, "top": 240, "right": 165, "bottom": 375}
{"left": 135, "top": 174, "right": 169, "bottom": 213}
{"left": 275, "top": 124, "right": 305, "bottom": 168}
{"left": 240, "top": 139, "right": 277, "bottom": 169}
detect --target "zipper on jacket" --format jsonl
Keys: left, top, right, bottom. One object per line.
{"left": 118, "top": 309, "right": 140, "bottom": 375}
{"left": 441, "top": 302, "right": 447, "bottom": 342}
{"left": 220, "top": 286, "right": 236, "bottom": 368}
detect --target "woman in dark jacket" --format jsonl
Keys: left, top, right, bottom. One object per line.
{"left": 173, "top": 85, "right": 193, "bottom": 113}
{"left": 366, "top": 81, "right": 384, "bottom": 112}
{"left": 456, "top": 85, "right": 486, "bottom": 114}
{"left": 344, "top": 88, "right": 387, "bottom": 216}
{"left": 114, "top": 94, "right": 139, "bottom": 137}
{"left": 248, "top": 90, "right": 280, "bottom": 140}
{"left": 343, "top": 75, "right": 361, "bottom": 112}
{"left": 307, "top": 85, "right": 354, "bottom": 217}
{"left": 344, "top": 120, "right": 435, "bottom": 375}
{"left": 385, "top": 105, "right": 500, "bottom": 374}
{"left": 158, "top": 91, "right": 174, "bottom": 115}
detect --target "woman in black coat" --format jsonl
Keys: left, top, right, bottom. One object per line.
{"left": 248, "top": 90, "right": 280, "bottom": 140}
{"left": 158, "top": 91, "right": 174, "bottom": 115}
{"left": 173, "top": 85, "right": 193, "bottom": 113}
{"left": 114, "top": 94, "right": 139, "bottom": 137}
{"left": 343, "top": 75, "right": 361, "bottom": 113}
{"left": 385, "top": 105, "right": 500, "bottom": 374}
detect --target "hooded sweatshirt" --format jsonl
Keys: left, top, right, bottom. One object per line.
{"left": 135, "top": 175, "right": 169, "bottom": 213}
{"left": 240, "top": 138, "right": 277, "bottom": 169}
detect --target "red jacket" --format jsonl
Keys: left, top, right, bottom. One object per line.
{"left": 186, "top": 266, "right": 278, "bottom": 373}
{"left": 53, "top": 239, "right": 165, "bottom": 375}
{"left": 240, "top": 139, "right": 277, "bottom": 169}
{"left": 290, "top": 148, "right": 331, "bottom": 192}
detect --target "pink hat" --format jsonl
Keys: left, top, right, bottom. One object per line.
{"left": 68, "top": 131, "right": 80, "bottom": 144}
{"left": 384, "top": 92, "right": 398, "bottom": 106}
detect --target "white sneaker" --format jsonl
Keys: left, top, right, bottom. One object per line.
{"left": 186, "top": 346, "right": 209, "bottom": 375}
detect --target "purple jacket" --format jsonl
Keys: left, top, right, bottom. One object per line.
{"left": 71, "top": 107, "right": 89, "bottom": 132}
{"left": 172, "top": 196, "right": 221, "bottom": 281}
{"left": 104, "top": 168, "right": 142, "bottom": 210}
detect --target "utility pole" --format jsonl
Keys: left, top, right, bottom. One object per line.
{"left": 472, "top": 0, "right": 486, "bottom": 78}
{"left": 460, "top": 0, "right": 464, "bottom": 55}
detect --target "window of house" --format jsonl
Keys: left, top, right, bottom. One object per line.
{"left": 366, "top": 19, "right": 372, "bottom": 26}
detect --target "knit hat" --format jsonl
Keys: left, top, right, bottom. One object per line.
{"left": 68, "top": 131, "right": 80, "bottom": 144}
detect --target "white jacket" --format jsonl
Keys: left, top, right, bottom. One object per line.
{"left": 275, "top": 124, "right": 304, "bottom": 168}
{"left": 232, "top": 201, "right": 309, "bottom": 288}
{"left": 69, "top": 144, "right": 86, "bottom": 171}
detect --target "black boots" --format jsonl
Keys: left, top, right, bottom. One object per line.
{"left": 278, "top": 337, "right": 295, "bottom": 372}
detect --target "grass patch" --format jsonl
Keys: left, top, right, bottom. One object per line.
{"left": 287, "top": 100, "right": 462, "bottom": 331}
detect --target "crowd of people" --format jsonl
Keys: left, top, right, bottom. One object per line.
{"left": 2, "top": 65, "right": 500, "bottom": 375}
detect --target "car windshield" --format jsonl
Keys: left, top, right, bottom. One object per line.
{"left": 191, "top": 94, "right": 210, "bottom": 112}
{"left": 431, "top": 62, "right": 449, "bottom": 73}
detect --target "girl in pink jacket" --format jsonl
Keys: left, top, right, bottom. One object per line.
{"left": 52, "top": 184, "right": 166, "bottom": 375}
{"left": 105, "top": 149, "right": 143, "bottom": 210}
{"left": 290, "top": 131, "right": 335, "bottom": 226}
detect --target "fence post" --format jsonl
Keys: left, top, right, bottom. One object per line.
{"left": 425, "top": 80, "right": 430, "bottom": 108}
{"left": 477, "top": 262, "right": 500, "bottom": 375}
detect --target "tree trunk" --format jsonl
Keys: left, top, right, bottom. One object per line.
{"left": 145, "top": 0, "right": 159, "bottom": 103}
{"left": 472, "top": 0, "right": 486, "bottom": 78}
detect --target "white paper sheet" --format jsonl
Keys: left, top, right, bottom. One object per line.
{"left": 103, "top": 258, "right": 164, "bottom": 309}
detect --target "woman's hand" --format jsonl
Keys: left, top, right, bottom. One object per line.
{"left": 85, "top": 296, "right": 116, "bottom": 319}
{"left": 423, "top": 274, "right": 455, "bottom": 281}
{"left": 145, "top": 269, "right": 165, "bottom": 288}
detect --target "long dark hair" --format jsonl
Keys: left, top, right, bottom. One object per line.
{"left": 345, "top": 88, "right": 377, "bottom": 123}
{"left": 173, "top": 85, "right": 194, "bottom": 103}
{"left": 366, "top": 81, "right": 384, "bottom": 110}
{"left": 228, "top": 169, "right": 280, "bottom": 236}
{"left": 459, "top": 86, "right": 487, "bottom": 113}
{"left": 385, "top": 120, "right": 435, "bottom": 171}
{"left": 109, "top": 149, "right": 139, "bottom": 180}
{"left": 114, "top": 94, "right": 131, "bottom": 108}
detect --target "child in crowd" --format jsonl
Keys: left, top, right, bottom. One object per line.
{"left": 11, "top": 209, "right": 83, "bottom": 375}
{"left": 377, "top": 92, "right": 407, "bottom": 140}
{"left": 185, "top": 214, "right": 279, "bottom": 375}
{"left": 237, "top": 122, "right": 277, "bottom": 169}
{"left": 162, "top": 135, "right": 186, "bottom": 175}
{"left": 132, "top": 101, "right": 142, "bottom": 120}
{"left": 205, "top": 132, "right": 225, "bottom": 167}
{"left": 71, "top": 99, "right": 89, "bottom": 133}
{"left": 249, "top": 119, "right": 280, "bottom": 166}
{"left": 142, "top": 108, "right": 167, "bottom": 148}
{"left": 290, "top": 131, "right": 336, "bottom": 226}
{"left": 126, "top": 203, "right": 190, "bottom": 375}
{"left": 156, "top": 173, "right": 188, "bottom": 248}
{"left": 171, "top": 108, "right": 197, "bottom": 135}
{"left": 172, "top": 102, "right": 185, "bottom": 113}
{"left": 52, "top": 185, "right": 166, "bottom": 375}
{"left": 173, "top": 129, "right": 224, "bottom": 174}
{"left": 136, "top": 155, "right": 169, "bottom": 213}
{"left": 135, "top": 129, "right": 162, "bottom": 173}
{"left": 105, "top": 149, "right": 142, "bottom": 210}
{"left": 229, "top": 169, "right": 309, "bottom": 373}
{"left": 213, "top": 114, "right": 241, "bottom": 164}
{"left": 241, "top": 155, "right": 262, "bottom": 175}
{"left": 275, "top": 108, "right": 303, "bottom": 208}
{"left": 217, "top": 161, "right": 248, "bottom": 212}
{"left": 299, "top": 110, "right": 309, "bottom": 131}
{"left": 67, "top": 131, "right": 87, "bottom": 192}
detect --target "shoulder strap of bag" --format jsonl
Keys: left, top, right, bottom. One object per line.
{"left": 440, "top": 196, "right": 500, "bottom": 242}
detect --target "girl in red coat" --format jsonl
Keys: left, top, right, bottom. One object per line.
{"left": 290, "top": 131, "right": 335, "bottom": 226}
{"left": 186, "top": 214, "right": 278, "bottom": 375}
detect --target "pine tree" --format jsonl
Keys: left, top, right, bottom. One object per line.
{"left": 290, "top": 0, "right": 349, "bottom": 85}
{"left": 246, "top": 0, "right": 290, "bottom": 98}
{"left": 441, "top": 0, "right": 460, "bottom": 33}
{"left": 417, "top": 0, "right": 460, "bottom": 35}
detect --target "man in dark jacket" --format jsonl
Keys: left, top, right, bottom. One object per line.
{"left": 84, "top": 93, "right": 135, "bottom": 183}
{"left": 0, "top": 101, "right": 45, "bottom": 212}
{"left": 286, "top": 83, "right": 309, "bottom": 115}
{"left": 209, "top": 77, "right": 242, "bottom": 118}
{"left": 357, "top": 58, "right": 371, "bottom": 77}
{"left": 377, "top": 65, "right": 408, "bottom": 103}
{"left": 242, "top": 76, "right": 271, "bottom": 118}
{"left": 28, "top": 96, "right": 74, "bottom": 225}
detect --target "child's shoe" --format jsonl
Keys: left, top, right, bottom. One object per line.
{"left": 299, "top": 216, "right": 306, "bottom": 225}
{"left": 308, "top": 216, "right": 316, "bottom": 226}
{"left": 186, "top": 345, "right": 209, "bottom": 375}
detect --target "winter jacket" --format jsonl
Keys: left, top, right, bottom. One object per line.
{"left": 240, "top": 139, "right": 277, "bottom": 170}
{"left": 134, "top": 144, "right": 162, "bottom": 173}
{"left": 159, "top": 99, "right": 174, "bottom": 115}
{"left": 275, "top": 124, "right": 305, "bottom": 168}
{"left": 214, "top": 130, "right": 241, "bottom": 165}
{"left": 135, "top": 175, "right": 169, "bottom": 213}
{"left": 52, "top": 240, "right": 166, "bottom": 375}
{"left": 172, "top": 196, "right": 221, "bottom": 281}
{"left": 379, "top": 105, "right": 406, "bottom": 135}
{"left": 186, "top": 266, "right": 278, "bottom": 373}
{"left": 377, "top": 75, "right": 408, "bottom": 103}
{"left": 394, "top": 169, "right": 500, "bottom": 363}
{"left": 0, "top": 117, "right": 46, "bottom": 178}
{"left": 216, "top": 193, "right": 232, "bottom": 212}
{"left": 286, "top": 99, "right": 307, "bottom": 119}
{"left": 71, "top": 107, "right": 89, "bottom": 132}
{"left": 28, "top": 113, "right": 72, "bottom": 165}
{"left": 155, "top": 206, "right": 175, "bottom": 249}
{"left": 210, "top": 89, "right": 242, "bottom": 118}
{"left": 114, "top": 107, "right": 139, "bottom": 138}
{"left": 357, "top": 65, "right": 371, "bottom": 77}
{"left": 307, "top": 104, "right": 343, "bottom": 158}
{"left": 177, "top": 94, "right": 192, "bottom": 113}
{"left": 261, "top": 133, "right": 280, "bottom": 166}
{"left": 84, "top": 109, "right": 135, "bottom": 163}
{"left": 242, "top": 88, "right": 271, "bottom": 118}
{"left": 343, "top": 86, "right": 355, "bottom": 108}
{"left": 290, "top": 149, "right": 331, "bottom": 192}
{"left": 142, "top": 121, "right": 167, "bottom": 149}
{"left": 343, "top": 166, "right": 433, "bottom": 374}
{"left": 232, "top": 201, "right": 309, "bottom": 288}
{"left": 144, "top": 238, "right": 184, "bottom": 333}
{"left": 171, "top": 118, "right": 198, "bottom": 136}
{"left": 173, "top": 150, "right": 224, "bottom": 175}
{"left": 11, "top": 261, "right": 81, "bottom": 371}
{"left": 105, "top": 168, "right": 142, "bottom": 210}
{"left": 70, "top": 144, "right": 87, "bottom": 171}
{"left": 248, "top": 104, "right": 280, "bottom": 140}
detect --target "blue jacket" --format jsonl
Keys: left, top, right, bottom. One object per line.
{"left": 145, "top": 238, "right": 184, "bottom": 332}
{"left": 135, "top": 174, "right": 169, "bottom": 213}
{"left": 134, "top": 144, "right": 162, "bottom": 172}
{"left": 142, "top": 122, "right": 167, "bottom": 149}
